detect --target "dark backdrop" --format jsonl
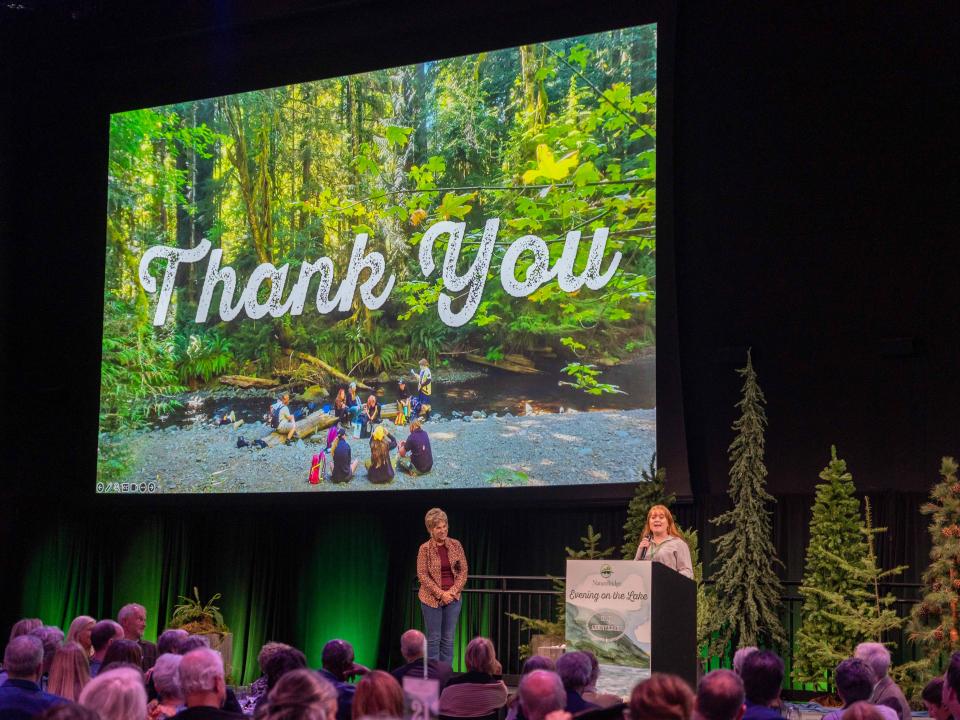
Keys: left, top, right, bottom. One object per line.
{"left": 0, "top": 0, "right": 957, "bottom": 683}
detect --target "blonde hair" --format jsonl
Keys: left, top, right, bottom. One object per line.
{"left": 79, "top": 666, "right": 147, "bottom": 720}
{"left": 264, "top": 668, "right": 337, "bottom": 720}
{"left": 371, "top": 438, "right": 390, "bottom": 469}
{"left": 464, "top": 637, "right": 498, "bottom": 674}
{"left": 424, "top": 508, "right": 448, "bottom": 532}
{"left": 641, "top": 505, "right": 683, "bottom": 539}
{"left": 66, "top": 616, "right": 95, "bottom": 650}
{"left": 48, "top": 642, "right": 91, "bottom": 701}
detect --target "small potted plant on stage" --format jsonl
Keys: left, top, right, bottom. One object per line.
{"left": 169, "top": 588, "right": 233, "bottom": 678}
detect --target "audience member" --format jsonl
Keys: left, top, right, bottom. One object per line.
{"left": 259, "top": 668, "right": 338, "bottom": 720}
{"left": 740, "top": 650, "right": 783, "bottom": 720}
{"left": 390, "top": 629, "right": 452, "bottom": 690}
{"left": 629, "top": 673, "right": 694, "bottom": 720}
{"left": 732, "top": 647, "right": 758, "bottom": 676}
{"left": 942, "top": 652, "right": 960, "bottom": 720}
{"left": 320, "top": 639, "right": 368, "bottom": 720}
{"left": 555, "top": 651, "right": 600, "bottom": 714}
{"left": 8, "top": 619, "right": 43, "bottom": 644}
{"left": 90, "top": 620, "right": 124, "bottom": 677}
{"left": 118, "top": 603, "right": 158, "bottom": 671}
{"left": 148, "top": 653, "right": 184, "bottom": 719}
{"left": 842, "top": 702, "right": 887, "bottom": 720}
{"left": 518, "top": 670, "right": 566, "bottom": 720}
{"left": 580, "top": 651, "right": 621, "bottom": 709}
{"left": 506, "top": 656, "right": 558, "bottom": 720}
{"left": 158, "top": 629, "right": 190, "bottom": 656}
{"left": 855, "top": 643, "right": 910, "bottom": 720}
{"left": 256, "top": 648, "right": 309, "bottom": 712}
{"left": 823, "top": 659, "right": 896, "bottom": 720}
{"left": 352, "top": 670, "right": 403, "bottom": 719}
{"left": 923, "top": 677, "right": 952, "bottom": 720}
{"left": 47, "top": 641, "right": 91, "bottom": 702}
{"left": 179, "top": 636, "right": 211, "bottom": 654}
{"left": 0, "top": 635, "right": 67, "bottom": 718}
{"left": 694, "top": 669, "right": 745, "bottom": 720}
{"left": 243, "top": 642, "right": 293, "bottom": 711}
{"left": 439, "top": 637, "right": 508, "bottom": 717}
{"left": 65, "top": 616, "right": 96, "bottom": 658}
{"left": 36, "top": 703, "right": 101, "bottom": 720}
{"left": 177, "top": 647, "right": 242, "bottom": 719}
{"left": 102, "top": 638, "right": 143, "bottom": 673}
{"left": 80, "top": 665, "right": 147, "bottom": 720}
{"left": 30, "top": 626, "right": 65, "bottom": 682}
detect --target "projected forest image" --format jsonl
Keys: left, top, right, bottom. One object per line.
{"left": 99, "top": 24, "right": 658, "bottom": 493}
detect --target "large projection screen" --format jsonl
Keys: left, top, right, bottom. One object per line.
{"left": 98, "top": 23, "right": 658, "bottom": 495}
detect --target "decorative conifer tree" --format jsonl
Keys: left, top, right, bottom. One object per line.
{"left": 709, "top": 350, "right": 785, "bottom": 650}
{"left": 907, "top": 457, "right": 960, "bottom": 659}
{"left": 793, "top": 446, "right": 869, "bottom": 685}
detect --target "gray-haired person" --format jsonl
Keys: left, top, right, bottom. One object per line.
{"left": 518, "top": 670, "right": 566, "bottom": 720}
{"left": 177, "top": 647, "right": 242, "bottom": 719}
{"left": 556, "top": 651, "right": 600, "bottom": 714}
{"left": 0, "top": 635, "right": 67, "bottom": 716}
{"left": 855, "top": 643, "right": 910, "bottom": 720}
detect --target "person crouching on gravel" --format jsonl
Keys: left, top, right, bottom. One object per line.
{"left": 398, "top": 418, "right": 433, "bottom": 475}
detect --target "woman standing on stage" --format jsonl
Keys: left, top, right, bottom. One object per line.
{"left": 417, "top": 508, "right": 468, "bottom": 663}
{"left": 633, "top": 504, "right": 694, "bottom": 578}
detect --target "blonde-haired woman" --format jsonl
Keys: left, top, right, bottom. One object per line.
{"left": 48, "top": 642, "right": 91, "bottom": 701}
{"left": 633, "top": 505, "right": 693, "bottom": 578}
{"left": 417, "top": 508, "right": 468, "bottom": 663}
{"left": 65, "top": 616, "right": 96, "bottom": 658}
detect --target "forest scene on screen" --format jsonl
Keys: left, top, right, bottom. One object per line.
{"left": 98, "top": 24, "right": 657, "bottom": 494}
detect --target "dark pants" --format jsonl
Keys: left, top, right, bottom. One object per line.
{"left": 421, "top": 598, "right": 461, "bottom": 664}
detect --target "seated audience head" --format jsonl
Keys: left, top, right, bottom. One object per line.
{"left": 264, "top": 668, "right": 338, "bottom": 720}
{"left": 842, "top": 702, "right": 886, "bottom": 720}
{"left": 556, "top": 651, "right": 593, "bottom": 693}
{"left": 101, "top": 638, "right": 142, "bottom": 671}
{"left": 179, "top": 647, "right": 227, "bottom": 708}
{"left": 48, "top": 641, "right": 91, "bottom": 701}
{"left": 151, "top": 653, "right": 184, "bottom": 703}
{"left": 629, "top": 673, "right": 695, "bottom": 720}
{"left": 834, "top": 658, "right": 875, "bottom": 706}
{"left": 352, "top": 670, "right": 404, "bottom": 719}
{"left": 258, "top": 641, "right": 295, "bottom": 674}
{"left": 157, "top": 628, "right": 189, "bottom": 656}
{"left": 66, "top": 616, "right": 96, "bottom": 654}
{"left": 30, "top": 626, "right": 64, "bottom": 674}
{"left": 521, "top": 655, "right": 556, "bottom": 675}
{"left": 178, "top": 634, "right": 211, "bottom": 653}
{"left": 581, "top": 650, "right": 601, "bottom": 688}
{"left": 923, "top": 677, "right": 951, "bottom": 720}
{"left": 519, "top": 670, "right": 567, "bottom": 720}
{"left": 264, "top": 647, "right": 309, "bottom": 691}
{"left": 90, "top": 620, "right": 121, "bottom": 657}
{"left": 322, "top": 639, "right": 355, "bottom": 681}
{"left": 36, "top": 704, "right": 101, "bottom": 720}
{"left": 732, "top": 647, "right": 758, "bottom": 676}
{"left": 9, "top": 618, "right": 43, "bottom": 642}
{"left": 400, "top": 630, "right": 427, "bottom": 662}
{"left": 695, "top": 669, "right": 745, "bottom": 720}
{"left": 117, "top": 603, "right": 147, "bottom": 642}
{"left": 853, "top": 643, "right": 891, "bottom": 682}
{"left": 943, "top": 653, "right": 960, "bottom": 720}
{"left": 79, "top": 666, "right": 148, "bottom": 720}
{"left": 464, "top": 636, "right": 498, "bottom": 675}
{"left": 740, "top": 650, "right": 784, "bottom": 707}
{"left": 4, "top": 634, "right": 44, "bottom": 681}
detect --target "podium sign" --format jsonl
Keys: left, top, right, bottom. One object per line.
{"left": 565, "top": 559, "right": 652, "bottom": 696}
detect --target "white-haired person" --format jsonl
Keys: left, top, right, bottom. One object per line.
{"left": 0, "top": 635, "right": 67, "bottom": 716}
{"left": 854, "top": 643, "right": 910, "bottom": 720}
{"left": 79, "top": 665, "right": 147, "bottom": 720}
{"left": 147, "top": 653, "right": 183, "bottom": 719}
{"left": 416, "top": 508, "right": 467, "bottom": 663}
{"left": 177, "top": 647, "right": 242, "bottom": 719}
{"left": 118, "top": 603, "right": 158, "bottom": 671}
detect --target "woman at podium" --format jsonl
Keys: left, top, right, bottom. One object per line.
{"left": 633, "top": 504, "right": 693, "bottom": 578}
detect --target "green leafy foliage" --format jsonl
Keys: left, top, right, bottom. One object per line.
{"left": 169, "top": 587, "right": 229, "bottom": 634}
{"left": 174, "top": 331, "right": 235, "bottom": 385}
{"left": 559, "top": 362, "right": 625, "bottom": 395}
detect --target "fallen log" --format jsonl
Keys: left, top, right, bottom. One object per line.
{"left": 219, "top": 375, "right": 280, "bottom": 389}
{"left": 289, "top": 351, "right": 372, "bottom": 390}
{"left": 261, "top": 403, "right": 399, "bottom": 448}
{"left": 462, "top": 353, "right": 542, "bottom": 375}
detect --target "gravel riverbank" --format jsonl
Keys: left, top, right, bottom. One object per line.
{"left": 112, "top": 408, "right": 655, "bottom": 493}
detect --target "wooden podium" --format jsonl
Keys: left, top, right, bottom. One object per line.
{"left": 647, "top": 560, "right": 697, "bottom": 687}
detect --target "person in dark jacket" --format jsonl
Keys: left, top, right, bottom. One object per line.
{"left": 366, "top": 426, "right": 397, "bottom": 484}
{"left": 398, "top": 419, "right": 433, "bottom": 475}
{"left": 331, "top": 428, "right": 359, "bottom": 482}
{"left": 0, "top": 636, "right": 67, "bottom": 719}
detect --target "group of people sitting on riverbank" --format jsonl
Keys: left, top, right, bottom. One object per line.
{"left": 322, "top": 417, "right": 433, "bottom": 484}
{"left": 6, "top": 606, "right": 960, "bottom": 720}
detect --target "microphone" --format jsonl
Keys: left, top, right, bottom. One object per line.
{"left": 639, "top": 534, "right": 653, "bottom": 560}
